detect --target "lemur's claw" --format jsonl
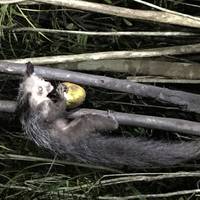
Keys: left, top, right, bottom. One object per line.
{"left": 107, "top": 109, "right": 114, "bottom": 117}
{"left": 56, "top": 83, "right": 67, "bottom": 98}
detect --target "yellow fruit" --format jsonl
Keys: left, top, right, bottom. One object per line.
{"left": 62, "top": 82, "right": 86, "bottom": 109}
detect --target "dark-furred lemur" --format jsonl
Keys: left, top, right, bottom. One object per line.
{"left": 16, "top": 62, "right": 200, "bottom": 169}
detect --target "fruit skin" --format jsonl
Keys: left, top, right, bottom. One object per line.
{"left": 62, "top": 82, "right": 86, "bottom": 109}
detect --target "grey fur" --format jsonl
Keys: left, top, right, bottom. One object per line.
{"left": 17, "top": 63, "right": 200, "bottom": 169}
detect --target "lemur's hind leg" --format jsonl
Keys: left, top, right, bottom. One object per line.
{"left": 72, "top": 112, "right": 119, "bottom": 133}
{"left": 54, "top": 113, "right": 119, "bottom": 144}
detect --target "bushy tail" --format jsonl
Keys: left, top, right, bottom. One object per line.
{"left": 62, "top": 134, "right": 200, "bottom": 169}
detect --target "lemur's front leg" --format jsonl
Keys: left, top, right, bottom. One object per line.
{"left": 54, "top": 83, "right": 119, "bottom": 139}
{"left": 55, "top": 83, "right": 67, "bottom": 111}
{"left": 43, "top": 83, "right": 66, "bottom": 122}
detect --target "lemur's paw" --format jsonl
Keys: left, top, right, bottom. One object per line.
{"left": 56, "top": 83, "right": 67, "bottom": 99}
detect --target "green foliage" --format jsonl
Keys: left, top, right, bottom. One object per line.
{"left": 103, "top": 0, "right": 112, "bottom": 4}
{"left": 0, "top": 5, "right": 16, "bottom": 37}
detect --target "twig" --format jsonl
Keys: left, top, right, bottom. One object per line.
{"left": 10, "top": 27, "right": 199, "bottom": 36}
{"left": 0, "top": 153, "right": 119, "bottom": 172}
{"left": 97, "top": 189, "right": 200, "bottom": 199}
{"left": 16, "top": 5, "right": 50, "bottom": 41}
{"left": 1, "top": 62, "right": 200, "bottom": 114}
{"left": 0, "top": 184, "right": 32, "bottom": 191}
{"left": 0, "top": 100, "right": 16, "bottom": 113}
{"left": 58, "top": 171, "right": 200, "bottom": 192}
{"left": 132, "top": 0, "right": 200, "bottom": 21}
{"left": 2, "top": 0, "right": 200, "bottom": 28}
{"left": 31, "top": 0, "right": 200, "bottom": 28}
{"left": 3, "top": 43, "right": 200, "bottom": 64}
{"left": 167, "top": 0, "right": 200, "bottom": 9}
{"left": 127, "top": 77, "right": 200, "bottom": 84}
{"left": 2, "top": 100, "right": 200, "bottom": 136}
{"left": 0, "top": 0, "right": 25, "bottom": 3}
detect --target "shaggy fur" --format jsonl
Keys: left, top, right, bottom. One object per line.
{"left": 17, "top": 62, "right": 200, "bottom": 169}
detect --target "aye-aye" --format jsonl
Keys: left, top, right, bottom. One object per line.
{"left": 16, "top": 63, "right": 200, "bottom": 169}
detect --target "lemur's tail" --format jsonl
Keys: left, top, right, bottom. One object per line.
{"left": 61, "top": 134, "right": 200, "bottom": 168}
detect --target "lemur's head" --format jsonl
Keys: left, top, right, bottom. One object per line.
{"left": 18, "top": 62, "right": 54, "bottom": 109}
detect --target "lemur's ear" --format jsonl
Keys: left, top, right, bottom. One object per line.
{"left": 26, "top": 62, "right": 34, "bottom": 77}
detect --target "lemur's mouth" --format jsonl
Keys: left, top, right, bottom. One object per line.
{"left": 48, "top": 83, "right": 54, "bottom": 93}
{"left": 47, "top": 84, "right": 60, "bottom": 102}
{"left": 47, "top": 89, "right": 54, "bottom": 98}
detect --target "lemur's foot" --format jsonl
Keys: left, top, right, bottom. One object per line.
{"left": 107, "top": 110, "right": 119, "bottom": 129}
{"left": 56, "top": 83, "right": 67, "bottom": 99}
{"left": 79, "top": 113, "right": 119, "bottom": 132}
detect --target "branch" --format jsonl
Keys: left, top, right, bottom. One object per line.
{"left": 2, "top": 100, "right": 200, "bottom": 136}
{"left": 69, "top": 109, "right": 200, "bottom": 136}
{"left": 3, "top": 43, "right": 200, "bottom": 64}
{"left": 1, "top": 62, "right": 200, "bottom": 114}
{"left": 53, "top": 59, "right": 200, "bottom": 80}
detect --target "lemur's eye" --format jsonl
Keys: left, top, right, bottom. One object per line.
{"left": 38, "top": 86, "right": 43, "bottom": 94}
